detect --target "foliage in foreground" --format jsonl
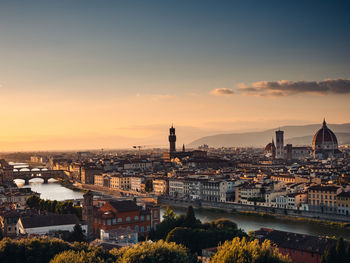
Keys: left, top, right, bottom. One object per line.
{"left": 321, "top": 237, "right": 350, "bottom": 263}
{"left": 51, "top": 240, "right": 196, "bottom": 263}
{"left": 210, "top": 237, "right": 291, "bottom": 263}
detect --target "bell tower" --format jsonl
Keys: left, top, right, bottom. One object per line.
{"left": 83, "top": 191, "right": 94, "bottom": 241}
{"left": 169, "top": 125, "right": 176, "bottom": 154}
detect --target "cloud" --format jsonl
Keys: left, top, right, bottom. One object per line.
{"left": 238, "top": 78, "right": 350, "bottom": 97}
{"left": 211, "top": 88, "right": 235, "bottom": 96}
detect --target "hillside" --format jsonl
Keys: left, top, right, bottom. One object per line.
{"left": 188, "top": 123, "right": 350, "bottom": 148}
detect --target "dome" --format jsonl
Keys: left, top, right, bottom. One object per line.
{"left": 265, "top": 142, "right": 276, "bottom": 152}
{"left": 312, "top": 119, "right": 338, "bottom": 151}
{"left": 264, "top": 139, "right": 276, "bottom": 159}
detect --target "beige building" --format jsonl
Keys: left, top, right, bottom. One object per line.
{"left": 110, "top": 174, "right": 131, "bottom": 190}
{"left": 153, "top": 178, "right": 168, "bottom": 195}
{"left": 308, "top": 185, "right": 341, "bottom": 213}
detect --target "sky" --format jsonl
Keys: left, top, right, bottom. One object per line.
{"left": 0, "top": 0, "right": 350, "bottom": 151}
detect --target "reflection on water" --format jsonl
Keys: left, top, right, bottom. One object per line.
{"left": 15, "top": 178, "right": 84, "bottom": 201}
{"left": 160, "top": 206, "right": 350, "bottom": 240}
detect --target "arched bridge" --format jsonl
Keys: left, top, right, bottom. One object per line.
{"left": 13, "top": 169, "right": 67, "bottom": 184}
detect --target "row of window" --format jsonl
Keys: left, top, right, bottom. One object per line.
{"left": 96, "top": 215, "right": 150, "bottom": 225}
{"left": 312, "top": 194, "right": 334, "bottom": 199}
{"left": 96, "top": 211, "right": 158, "bottom": 225}
{"left": 312, "top": 200, "right": 336, "bottom": 206}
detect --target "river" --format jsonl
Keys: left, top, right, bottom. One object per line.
{"left": 14, "top": 179, "right": 350, "bottom": 239}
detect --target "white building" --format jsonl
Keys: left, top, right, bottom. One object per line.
{"left": 168, "top": 179, "right": 185, "bottom": 198}
{"left": 130, "top": 176, "right": 144, "bottom": 192}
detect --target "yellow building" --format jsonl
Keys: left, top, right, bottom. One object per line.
{"left": 308, "top": 185, "right": 340, "bottom": 213}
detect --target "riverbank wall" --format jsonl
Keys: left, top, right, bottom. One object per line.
{"left": 158, "top": 197, "right": 350, "bottom": 223}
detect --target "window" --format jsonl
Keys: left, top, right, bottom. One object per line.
{"left": 141, "top": 215, "right": 144, "bottom": 221}
{"left": 154, "top": 211, "right": 158, "bottom": 218}
{"left": 135, "top": 225, "right": 139, "bottom": 231}
{"left": 135, "top": 216, "right": 139, "bottom": 221}
{"left": 147, "top": 215, "right": 150, "bottom": 221}
{"left": 112, "top": 218, "right": 116, "bottom": 225}
{"left": 118, "top": 218, "right": 122, "bottom": 223}
{"left": 107, "top": 219, "right": 111, "bottom": 225}
{"left": 141, "top": 226, "right": 144, "bottom": 232}
{"left": 126, "top": 217, "right": 131, "bottom": 222}
{"left": 147, "top": 225, "right": 150, "bottom": 231}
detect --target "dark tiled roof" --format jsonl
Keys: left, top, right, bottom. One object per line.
{"left": 254, "top": 228, "right": 337, "bottom": 254}
{"left": 20, "top": 214, "right": 80, "bottom": 228}
{"left": 109, "top": 200, "right": 140, "bottom": 212}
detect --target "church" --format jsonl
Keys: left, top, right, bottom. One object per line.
{"left": 312, "top": 119, "right": 343, "bottom": 159}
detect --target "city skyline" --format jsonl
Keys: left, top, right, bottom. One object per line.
{"left": 1, "top": 1, "right": 350, "bottom": 151}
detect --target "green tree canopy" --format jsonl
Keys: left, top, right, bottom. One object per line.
{"left": 210, "top": 237, "right": 291, "bottom": 263}
{"left": 183, "top": 206, "right": 197, "bottom": 227}
{"left": 110, "top": 240, "right": 196, "bottom": 263}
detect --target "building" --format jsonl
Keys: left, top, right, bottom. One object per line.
{"left": 275, "top": 130, "right": 284, "bottom": 159}
{"left": 308, "top": 185, "right": 341, "bottom": 213}
{"left": 264, "top": 139, "right": 276, "bottom": 160}
{"left": 81, "top": 165, "right": 102, "bottom": 185}
{"left": 100, "top": 228, "right": 138, "bottom": 246}
{"left": 83, "top": 191, "right": 94, "bottom": 241}
{"left": 336, "top": 191, "right": 350, "bottom": 216}
{"left": 312, "top": 119, "right": 342, "bottom": 159}
{"left": 168, "top": 178, "right": 185, "bottom": 198}
{"left": 0, "top": 210, "right": 20, "bottom": 237}
{"left": 202, "top": 179, "right": 221, "bottom": 202}
{"left": 253, "top": 228, "right": 337, "bottom": 263}
{"left": 94, "top": 174, "right": 111, "bottom": 188}
{"left": 183, "top": 179, "right": 202, "bottom": 200}
{"left": 17, "top": 214, "right": 85, "bottom": 236}
{"left": 169, "top": 125, "right": 176, "bottom": 155}
{"left": 110, "top": 174, "right": 130, "bottom": 190}
{"left": 153, "top": 178, "right": 168, "bottom": 195}
{"left": 93, "top": 200, "right": 159, "bottom": 237}
{"left": 219, "top": 180, "right": 235, "bottom": 202}
{"left": 130, "top": 176, "right": 144, "bottom": 192}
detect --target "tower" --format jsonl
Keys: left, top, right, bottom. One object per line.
{"left": 275, "top": 130, "right": 284, "bottom": 159}
{"left": 169, "top": 125, "right": 176, "bottom": 154}
{"left": 83, "top": 191, "right": 94, "bottom": 241}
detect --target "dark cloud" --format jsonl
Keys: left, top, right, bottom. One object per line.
{"left": 238, "top": 78, "right": 350, "bottom": 96}
{"left": 211, "top": 88, "right": 235, "bottom": 95}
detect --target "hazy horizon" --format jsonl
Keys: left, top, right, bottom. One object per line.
{"left": 1, "top": 1, "right": 350, "bottom": 151}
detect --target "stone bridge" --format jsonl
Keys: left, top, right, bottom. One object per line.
{"left": 13, "top": 169, "right": 66, "bottom": 184}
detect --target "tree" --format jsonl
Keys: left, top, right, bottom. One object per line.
{"left": 166, "top": 226, "right": 246, "bottom": 255}
{"left": 211, "top": 237, "right": 290, "bottom": 263}
{"left": 322, "top": 237, "right": 349, "bottom": 263}
{"left": 210, "top": 218, "right": 237, "bottom": 230}
{"left": 110, "top": 240, "right": 196, "bottom": 263}
{"left": 69, "top": 224, "right": 85, "bottom": 242}
{"left": 183, "top": 206, "right": 197, "bottom": 227}
{"left": 145, "top": 179, "right": 153, "bottom": 192}
{"left": 163, "top": 206, "right": 177, "bottom": 222}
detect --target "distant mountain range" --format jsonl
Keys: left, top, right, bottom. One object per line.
{"left": 188, "top": 123, "right": 350, "bottom": 148}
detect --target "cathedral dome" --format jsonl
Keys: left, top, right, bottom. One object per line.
{"left": 312, "top": 120, "right": 338, "bottom": 151}
{"left": 264, "top": 139, "right": 276, "bottom": 159}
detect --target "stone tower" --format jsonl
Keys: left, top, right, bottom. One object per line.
{"left": 275, "top": 130, "right": 284, "bottom": 159}
{"left": 169, "top": 125, "right": 176, "bottom": 154}
{"left": 83, "top": 191, "right": 94, "bottom": 241}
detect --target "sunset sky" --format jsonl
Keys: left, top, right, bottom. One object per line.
{"left": 1, "top": 0, "right": 350, "bottom": 151}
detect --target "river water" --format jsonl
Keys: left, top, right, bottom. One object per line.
{"left": 14, "top": 179, "right": 350, "bottom": 239}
